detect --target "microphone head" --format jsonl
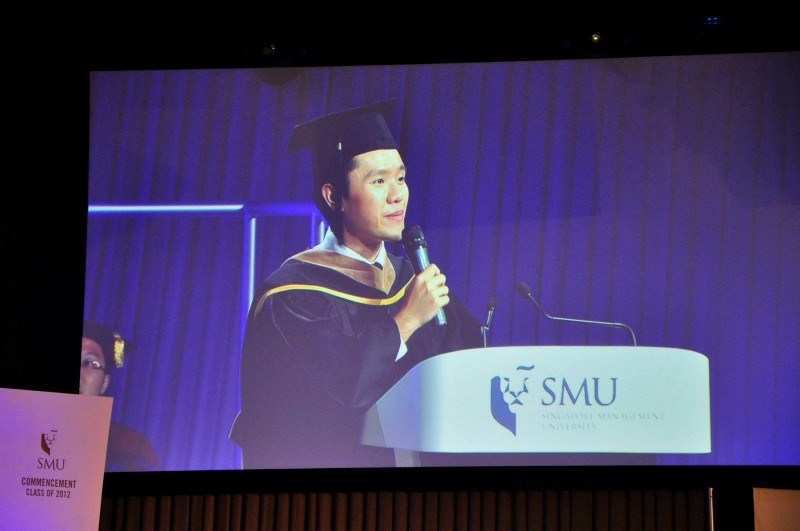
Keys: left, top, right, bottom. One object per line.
{"left": 515, "top": 282, "right": 531, "bottom": 297}
{"left": 487, "top": 296, "right": 498, "bottom": 310}
{"left": 402, "top": 225, "right": 427, "bottom": 250}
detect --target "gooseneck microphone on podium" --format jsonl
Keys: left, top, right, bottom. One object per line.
{"left": 402, "top": 225, "right": 447, "bottom": 326}
{"left": 515, "top": 281, "right": 637, "bottom": 346}
{"left": 481, "top": 296, "right": 497, "bottom": 348}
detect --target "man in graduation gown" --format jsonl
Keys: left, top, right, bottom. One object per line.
{"left": 229, "top": 100, "right": 484, "bottom": 469}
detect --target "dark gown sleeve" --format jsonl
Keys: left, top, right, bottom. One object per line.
{"left": 269, "top": 288, "right": 405, "bottom": 410}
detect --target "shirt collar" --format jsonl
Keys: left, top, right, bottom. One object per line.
{"left": 314, "top": 228, "right": 387, "bottom": 269}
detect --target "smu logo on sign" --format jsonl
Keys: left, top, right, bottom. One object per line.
{"left": 491, "top": 364, "right": 618, "bottom": 435}
{"left": 38, "top": 428, "right": 65, "bottom": 470}
{"left": 40, "top": 429, "right": 57, "bottom": 455}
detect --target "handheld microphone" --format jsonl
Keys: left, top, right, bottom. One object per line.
{"left": 402, "top": 225, "right": 447, "bottom": 326}
{"left": 515, "top": 281, "right": 637, "bottom": 346}
{"left": 481, "top": 296, "right": 497, "bottom": 347}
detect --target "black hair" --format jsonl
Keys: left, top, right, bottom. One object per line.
{"left": 313, "top": 155, "right": 359, "bottom": 244}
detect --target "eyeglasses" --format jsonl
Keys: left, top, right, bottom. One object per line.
{"left": 80, "top": 359, "right": 106, "bottom": 372}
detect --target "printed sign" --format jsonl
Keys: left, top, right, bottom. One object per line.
{"left": 0, "top": 388, "right": 112, "bottom": 531}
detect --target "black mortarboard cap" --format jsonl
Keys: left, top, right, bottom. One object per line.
{"left": 286, "top": 99, "right": 398, "bottom": 166}
{"left": 83, "top": 321, "right": 127, "bottom": 370}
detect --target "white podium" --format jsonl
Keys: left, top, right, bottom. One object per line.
{"left": 363, "top": 346, "right": 710, "bottom": 460}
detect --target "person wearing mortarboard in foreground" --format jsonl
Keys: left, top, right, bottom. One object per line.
{"left": 229, "top": 100, "right": 483, "bottom": 469}
{"left": 81, "top": 321, "right": 161, "bottom": 472}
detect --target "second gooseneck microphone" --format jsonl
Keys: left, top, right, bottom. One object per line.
{"left": 515, "top": 281, "right": 637, "bottom": 346}
{"left": 481, "top": 296, "right": 498, "bottom": 347}
{"left": 402, "top": 225, "right": 447, "bottom": 326}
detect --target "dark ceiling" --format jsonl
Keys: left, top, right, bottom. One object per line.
{"left": 85, "top": 14, "right": 799, "bottom": 71}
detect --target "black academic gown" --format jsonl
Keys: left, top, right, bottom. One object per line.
{"left": 229, "top": 248, "right": 483, "bottom": 469}
{"left": 105, "top": 422, "right": 161, "bottom": 472}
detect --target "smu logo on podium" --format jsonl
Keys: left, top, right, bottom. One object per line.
{"left": 491, "top": 364, "right": 618, "bottom": 435}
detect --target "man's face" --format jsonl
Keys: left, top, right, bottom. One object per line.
{"left": 340, "top": 148, "right": 408, "bottom": 257}
{"left": 80, "top": 337, "right": 110, "bottom": 396}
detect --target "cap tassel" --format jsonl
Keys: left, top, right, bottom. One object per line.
{"left": 113, "top": 333, "right": 125, "bottom": 368}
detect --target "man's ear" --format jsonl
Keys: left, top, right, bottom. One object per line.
{"left": 101, "top": 374, "right": 110, "bottom": 395}
{"left": 321, "top": 183, "right": 336, "bottom": 209}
